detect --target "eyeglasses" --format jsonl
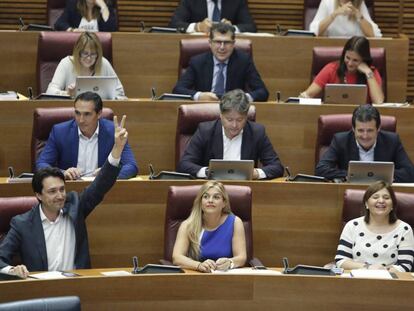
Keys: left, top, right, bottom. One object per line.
{"left": 211, "top": 40, "right": 235, "bottom": 47}
{"left": 80, "top": 51, "right": 98, "bottom": 59}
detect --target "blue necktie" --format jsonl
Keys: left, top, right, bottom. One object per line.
{"left": 214, "top": 62, "right": 226, "bottom": 97}
{"left": 212, "top": 0, "right": 221, "bottom": 22}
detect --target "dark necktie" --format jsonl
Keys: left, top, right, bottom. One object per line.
{"left": 212, "top": 0, "right": 221, "bottom": 22}
{"left": 214, "top": 62, "right": 226, "bottom": 97}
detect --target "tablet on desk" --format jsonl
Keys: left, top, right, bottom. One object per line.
{"left": 347, "top": 161, "right": 394, "bottom": 184}
{"left": 75, "top": 76, "right": 117, "bottom": 100}
{"left": 324, "top": 84, "right": 367, "bottom": 105}
{"left": 208, "top": 159, "right": 254, "bottom": 180}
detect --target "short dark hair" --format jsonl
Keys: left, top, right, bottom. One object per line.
{"left": 363, "top": 181, "right": 398, "bottom": 224}
{"left": 74, "top": 91, "right": 103, "bottom": 113}
{"left": 352, "top": 104, "right": 381, "bottom": 129}
{"left": 32, "top": 167, "right": 65, "bottom": 195}
{"left": 209, "top": 22, "right": 236, "bottom": 40}
{"left": 220, "top": 89, "right": 250, "bottom": 114}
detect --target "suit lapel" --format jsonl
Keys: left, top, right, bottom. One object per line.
{"left": 241, "top": 121, "right": 252, "bottom": 159}
{"left": 70, "top": 121, "right": 79, "bottom": 167}
{"left": 211, "top": 120, "right": 224, "bottom": 158}
{"left": 205, "top": 53, "right": 214, "bottom": 91}
{"left": 348, "top": 132, "right": 360, "bottom": 161}
{"left": 97, "top": 119, "right": 107, "bottom": 166}
{"left": 31, "top": 205, "right": 48, "bottom": 270}
{"left": 225, "top": 51, "right": 238, "bottom": 91}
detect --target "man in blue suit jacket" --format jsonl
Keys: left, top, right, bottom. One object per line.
{"left": 173, "top": 23, "right": 268, "bottom": 102}
{"left": 177, "top": 89, "right": 283, "bottom": 179}
{"left": 36, "top": 92, "right": 138, "bottom": 180}
{"left": 0, "top": 115, "right": 129, "bottom": 278}
{"left": 169, "top": 0, "right": 256, "bottom": 33}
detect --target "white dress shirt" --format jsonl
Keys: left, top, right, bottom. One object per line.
{"left": 356, "top": 140, "right": 376, "bottom": 162}
{"left": 77, "top": 123, "right": 99, "bottom": 176}
{"left": 40, "top": 206, "right": 76, "bottom": 271}
{"left": 186, "top": 0, "right": 241, "bottom": 33}
{"left": 197, "top": 127, "right": 266, "bottom": 179}
{"left": 78, "top": 18, "right": 99, "bottom": 32}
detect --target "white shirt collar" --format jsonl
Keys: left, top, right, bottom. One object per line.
{"left": 78, "top": 121, "right": 100, "bottom": 139}
{"left": 39, "top": 203, "right": 64, "bottom": 224}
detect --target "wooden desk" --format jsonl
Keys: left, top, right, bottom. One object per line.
{"left": 1, "top": 100, "right": 413, "bottom": 177}
{"left": 0, "top": 268, "right": 413, "bottom": 310}
{"left": 1, "top": 179, "right": 414, "bottom": 268}
{"left": 0, "top": 31, "right": 408, "bottom": 101}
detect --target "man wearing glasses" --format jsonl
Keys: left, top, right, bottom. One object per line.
{"left": 173, "top": 22, "right": 268, "bottom": 102}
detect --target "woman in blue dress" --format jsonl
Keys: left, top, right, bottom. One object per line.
{"left": 173, "top": 181, "right": 246, "bottom": 272}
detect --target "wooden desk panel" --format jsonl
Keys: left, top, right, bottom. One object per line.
{"left": 1, "top": 100, "right": 413, "bottom": 178}
{"left": 0, "top": 31, "right": 408, "bottom": 101}
{"left": 1, "top": 180, "right": 414, "bottom": 268}
{"left": 0, "top": 269, "right": 413, "bottom": 310}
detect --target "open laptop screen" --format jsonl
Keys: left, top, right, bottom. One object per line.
{"left": 324, "top": 84, "right": 367, "bottom": 105}
{"left": 75, "top": 76, "right": 117, "bottom": 100}
{"left": 208, "top": 159, "right": 254, "bottom": 180}
{"left": 347, "top": 161, "right": 394, "bottom": 184}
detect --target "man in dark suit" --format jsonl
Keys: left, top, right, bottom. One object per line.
{"left": 36, "top": 92, "right": 138, "bottom": 180}
{"left": 316, "top": 104, "right": 414, "bottom": 182}
{"left": 0, "top": 115, "right": 129, "bottom": 278}
{"left": 177, "top": 89, "right": 283, "bottom": 179}
{"left": 169, "top": 0, "right": 256, "bottom": 33}
{"left": 173, "top": 23, "right": 268, "bottom": 102}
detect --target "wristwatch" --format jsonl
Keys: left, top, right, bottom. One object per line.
{"left": 366, "top": 71, "right": 374, "bottom": 79}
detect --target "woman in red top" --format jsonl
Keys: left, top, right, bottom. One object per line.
{"left": 300, "top": 36, "right": 384, "bottom": 104}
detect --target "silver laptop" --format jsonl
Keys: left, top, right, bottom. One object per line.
{"left": 347, "top": 161, "right": 394, "bottom": 184}
{"left": 324, "top": 83, "right": 367, "bottom": 105}
{"left": 208, "top": 159, "right": 254, "bottom": 180}
{"left": 75, "top": 76, "right": 117, "bottom": 99}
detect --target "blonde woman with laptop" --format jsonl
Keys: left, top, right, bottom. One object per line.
{"left": 335, "top": 181, "right": 414, "bottom": 273}
{"left": 300, "top": 36, "right": 384, "bottom": 104}
{"left": 172, "top": 181, "right": 246, "bottom": 272}
{"left": 46, "top": 32, "right": 125, "bottom": 98}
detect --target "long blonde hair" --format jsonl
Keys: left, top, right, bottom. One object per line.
{"left": 77, "top": 0, "right": 110, "bottom": 20}
{"left": 335, "top": 0, "right": 363, "bottom": 20}
{"left": 71, "top": 32, "right": 103, "bottom": 75}
{"left": 186, "top": 181, "right": 231, "bottom": 260}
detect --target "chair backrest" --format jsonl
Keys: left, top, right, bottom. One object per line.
{"left": 303, "top": 0, "right": 375, "bottom": 30}
{"left": 0, "top": 197, "right": 37, "bottom": 241}
{"left": 47, "top": 0, "right": 67, "bottom": 27}
{"left": 47, "top": 0, "right": 118, "bottom": 28}
{"left": 310, "top": 46, "right": 387, "bottom": 100}
{"left": 36, "top": 31, "right": 113, "bottom": 94}
{"left": 175, "top": 103, "right": 256, "bottom": 169}
{"left": 163, "top": 184, "right": 253, "bottom": 263}
{"left": 31, "top": 107, "right": 114, "bottom": 172}
{"left": 178, "top": 38, "right": 252, "bottom": 78}
{"left": 315, "top": 114, "right": 396, "bottom": 164}
{"left": 343, "top": 189, "right": 414, "bottom": 229}
{"left": 0, "top": 296, "right": 81, "bottom": 311}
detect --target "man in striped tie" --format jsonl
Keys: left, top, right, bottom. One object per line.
{"left": 173, "top": 22, "right": 268, "bottom": 102}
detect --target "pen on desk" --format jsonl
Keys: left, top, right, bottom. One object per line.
{"left": 79, "top": 170, "right": 96, "bottom": 178}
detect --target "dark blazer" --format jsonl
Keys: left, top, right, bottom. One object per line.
{"left": 173, "top": 50, "right": 269, "bottom": 102}
{"left": 0, "top": 161, "right": 119, "bottom": 271}
{"left": 54, "top": 0, "right": 117, "bottom": 31}
{"left": 177, "top": 119, "right": 284, "bottom": 179}
{"left": 315, "top": 130, "right": 414, "bottom": 182}
{"left": 169, "top": 0, "right": 256, "bottom": 33}
{"left": 36, "top": 118, "right": 138, "bottom": 179}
